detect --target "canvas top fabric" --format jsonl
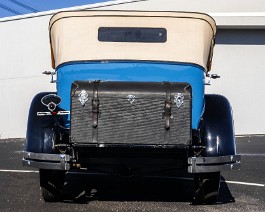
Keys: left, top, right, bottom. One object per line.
{"left": 49, "top": 10, "right": 216, "bottom": 71}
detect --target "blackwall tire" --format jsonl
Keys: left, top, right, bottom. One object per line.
{"left": 39, "top": 169, "right": 65, "bottom": 202}
{"left": 194, "top": 172, "right": 220, "bottom": 204}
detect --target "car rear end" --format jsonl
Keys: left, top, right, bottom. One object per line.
{"left": 23, "top": 11, "right": 240, "bottom": 203}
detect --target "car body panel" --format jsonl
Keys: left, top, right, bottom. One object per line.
{"left": 56, "top": 61, "right": 205, "bottom": 129}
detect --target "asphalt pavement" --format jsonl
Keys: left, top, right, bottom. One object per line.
{"left": 0, "top": 136, "right": 264, "bottom": 212}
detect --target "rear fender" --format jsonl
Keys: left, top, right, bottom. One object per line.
{"left": 26, "top": 92, "right": 56, "bottom": 153}
{"left": 200, "top": 94, "right": 236, "bottom": 156}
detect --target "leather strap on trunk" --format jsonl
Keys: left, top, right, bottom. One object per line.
{"left": 163, "top": 82, "right": 172, "bottom": 144}
{"left": 163, "top": 82, "right": 172, "bottom": 131}
{"left": 92, "top": 80, "right": 100, "bottom": 142}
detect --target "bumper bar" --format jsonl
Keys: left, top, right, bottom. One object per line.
{"left": 22, "top": 152, "right": 71, "bottom": 170}
{"left": 22, "top": 152, "right": 241, "bottom": 173}
{"left": 188, "top": 155, "right": 241, "bottom": 173}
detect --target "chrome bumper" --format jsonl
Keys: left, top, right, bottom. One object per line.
{"left": 22, "top": 151, "right": 71, "bottom": 170}
{"left": 22, "top": 151, "right": 241, "bottom": 173}
{"left": 188, "top": 155, "right": 241, "bottom": 173}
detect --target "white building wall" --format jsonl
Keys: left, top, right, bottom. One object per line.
{"left": 208, "top": 34, "right": 265, "bottom": 135}
{"left": 0, "top": 0, "right": 265, "bottom": 138}
{"left": 0, "top": 16, "right": 55, "bottom": 139}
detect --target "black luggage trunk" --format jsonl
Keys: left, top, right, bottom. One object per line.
{"left": 70, "top": 81, "right": 191, "bottom": 147}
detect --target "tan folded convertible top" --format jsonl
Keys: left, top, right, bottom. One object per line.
{"left": 49, "top": 11, "right": 216, "bottom": 71}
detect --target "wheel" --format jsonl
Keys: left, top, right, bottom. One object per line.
{"left": 193, "top": 172, "right": 220, "bottom": 204}
{"left": 39, "top": 169, "right": 65, "bottom": 202}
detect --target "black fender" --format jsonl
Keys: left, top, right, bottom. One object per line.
{"left": 26, "top": 92, "right": 56, "bottom": 153}
{"left": 200, "top": 94, "right": 236, "bottom": 157}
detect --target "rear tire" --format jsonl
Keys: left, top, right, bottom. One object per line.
{"left": 39, "top": 169, "right": 65, "bottom": 202}
{"left": 194, "top": 172, "right": 220, "bottom": 204}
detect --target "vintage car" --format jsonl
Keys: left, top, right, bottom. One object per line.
{"left": 23, "top": 11, "right": 241, "bottom": 203}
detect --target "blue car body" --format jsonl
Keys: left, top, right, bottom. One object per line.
{"left": 57, "top": 61, "right": 205, "bottom": 129}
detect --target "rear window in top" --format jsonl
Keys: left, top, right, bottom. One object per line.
{"left": 98, "top": 27, "right": 167, "bottom": 43}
